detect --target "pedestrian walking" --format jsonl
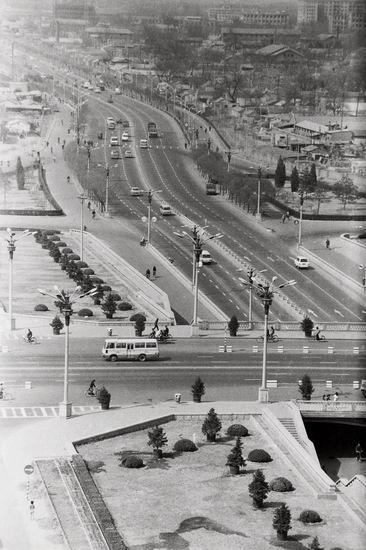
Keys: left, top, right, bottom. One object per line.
{"left": 87, "top": 201, "right": 91, "bottom": 210}
{"left": 63, "top": 139, "right": 66, "bottom": 146}
{"left": 326, "top": 394, "right": 331, "bottom": 401}
{"left": 152, "top": 266, "right": 157, "bottom": 278}
{"left": 154, "top": 318, "right": 159, "bottom": 330}
{"left": 325, "top": 238, "right": 330, "bottom": 249}
{"left": 92, "top": 209, "right": 96, "bottom": 219}
{"left": 61, "top": 144, "right": 64, "bottom": 151}
{"left": 50, "top": 146, "right": 53, "bottom": 154}
{"left": 333, "top": 391, "right": 339, "bottom": 402}
{"left": 355, "top": 443, "right": 363, "bottom": 462}
{"left": 30, "top": 500, "right": 35, "bottom": 520}
{"left": 184, "top": 142, "right": 187, "bottom": 150}
{"left": 281, "top": 214, "right": 286, "bottom": 223}
{"left": 46, "top": 141, "right": 49, "bottom": 147}
{"left": 146, "top": 268, "right": 151, "bottom": 279}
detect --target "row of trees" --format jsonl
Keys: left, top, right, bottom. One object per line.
{"left": 275, "top": 156, "right": 361, "bottom": 212}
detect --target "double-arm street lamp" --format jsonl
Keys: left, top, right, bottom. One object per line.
{"left": 297, "top": 189, "right": 305, "bottom": 252}
{"left": 174, "top": 225, "right": 222, "bottom": 325}
{"left": 77, "top": 193, "right": 88, "bottom": 261}
{"left": 38, "top": 286, "right": 96, "bottom": 418}
{"left": 243, "top": 276, "right": 296, "bottom": 402}
{"left": 144, "top": 189, "right": 162, "bottom": 245}
{"left": 5, "top": 228, "right": 35, "bottom": 330}
{"left": 238, "top": 267, "right": 267, "bottom": 324}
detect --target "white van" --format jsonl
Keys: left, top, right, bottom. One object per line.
{"left": 102, "top": 338, "right": 159, "bottom": 362}
{"left": 200, "top": 250, "right": 212, "bottom": 264}
{"left": 159, "top": 204, "right": 172, "bottom": 216}
{"left": 294, "top": 256, "right": 309, "bottom": 269}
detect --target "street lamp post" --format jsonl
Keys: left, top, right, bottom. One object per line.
{"left": 38, "top": 286, "right": 96, "bottom": 418}
{"left": 238, "top": 267, "right": 266, "bottom": 325}
{"left": 239, "top": 276, "right": 296, "bottom": 402}
{"left": 105, "top": 164, "right": 110, "bottom": 216}
{"left": 145, "top": 189, "right": 162, "bottom": 245}
{"left": 297, "top": 189, "right": 305, "bottom": 252}
{"left": 78, "top": 193, "right": 88, "bottom": 261}
{"left": 174, "top": 226, "right": 222, "bottom": 326}
{"left": 5, "top": 228, "right": 34, "bottom": 330}
{"left": 256, "top": 167, "right": 262, "bottom": 221}
{"left": 359, "top": 264, "right": 366, "bottom": 291}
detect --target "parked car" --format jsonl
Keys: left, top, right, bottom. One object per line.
{"left": 125, "top": 150, "right": 134, "bottom": 158}
{"left": 295, "top": 256, "right": 309, "bottom": 269}
{"left": 94, "top": 87, "right": 101, "bottom": 93}
{"left": 140, "top": 139, "right": 148, "bottom": 148}
{"left": 122, "top": 120, "right": 130, "bottom": 128}
{"left": 110, "top": 136, "right": 119, "bottom": 146}
{"left": 130, "top": 187, "right": 144, "bottom": 196}
{"left": 361, "top": 379, "right": 366, "bottom": 397}
{"left": 121, "top": 132, "right": 129, "bottom": 142}
{"left": 110, "top": 150, "right": 120, "bottom": 159}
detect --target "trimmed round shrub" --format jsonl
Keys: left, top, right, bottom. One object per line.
{"left": 117, "top": 301, "right": 133, "bottom": 311}
{"left": 101, "top": 284, "right": 112, "bottom": 292}
{"left": 226, "top": 424, "right": 248, "bottom": 437}
{"left": 61, "top": 247, "right": 73, "bottom": 255}
{"left": 108, "top": 292, "right": 121, "bottom": 301}
{"left": 247, "top": 449, "right": 272, "bottom": 463}
{"left": 122, "top": 456, "right": 144, "bottom": 469}
{"left": 68, "top": 253, "right": 80, "bottom": 261}
{"left": 34, "top": 303, "right": 49, "bottom": 312}
{"left": 83, "top": 268, "right": 95, "bottom": 275}
{"left": 130, "top": 312, "right": 146, "bottom": 322}
{"left": 269, "top": 477, "right": 294, "bottom": 492}
{"left": 78, "top": 308, "right": 93, "bottom": 317}
{"left": 173, "top": 439, "right": 197, "bottom": 452}
{"left": 55, "top": 241, "right": 67, "bottom": 247}
{"left": 49, "top": 235, "right": 61, "bottom": 241}
{"left": 299, "top": 510, "right": 322, "bottom": 524}
{"left": 76, "top": 261, "right": 88, "bottom": 268}
{"left": 91, "top": 276, "right": 104, "bottom": 284}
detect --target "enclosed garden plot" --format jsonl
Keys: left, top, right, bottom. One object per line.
{"left": 77, "top": 416, "right": 364, "bottom": 550}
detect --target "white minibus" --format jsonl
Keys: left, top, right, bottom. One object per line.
{"left": 102, "top": 338, "right": 159, "bottom": 362}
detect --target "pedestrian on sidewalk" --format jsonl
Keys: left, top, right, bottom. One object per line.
{"left": 355, "top": 442, "right": 363, "bottom": 462}
{"left": 333, "top": 391, "right": 339, "bottom": 402}
{"left": 87, "top": 201, "right": 91, "bottom": 210}
{"left": 30, "top": 500, "right": 35, "bottom": 520}
{"left": 146, "top": 268, "right": 151, "bottom": 279}
{"left": 46, "top": 141, "right": 49, "bottom": 147}
{"left": 154, "top": 318, "right": 159, "bottom": 330}
{"left": 92, "top": 209, "right": 96, "bottom": 219}
{"left": 325, "top": 238, "right": 330, "bottom": 249}
{"left": 152, "top": 266, "right": 157, "bottom": 278}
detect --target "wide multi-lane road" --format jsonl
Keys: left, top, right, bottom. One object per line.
{"left": 1, "top": 338, "right": 364, "bottom": 406}
{"left": 4, "top": 44, "right": 365, "bottom": 323}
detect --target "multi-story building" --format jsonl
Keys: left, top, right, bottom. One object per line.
{"left": 324, "top": 0, "right": 366, "bottom": 32}
{"left": 297, "top": 0, "right": 319, "bottom": 24}
{"left": 208, "top": 6, "right": 289, "bottom": 28}
{"left": 297, "top": 0, "right": 366, "bottom": 31}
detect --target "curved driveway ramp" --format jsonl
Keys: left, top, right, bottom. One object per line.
{"left": 37, "top": 457, "right": 126, "bottom": 550}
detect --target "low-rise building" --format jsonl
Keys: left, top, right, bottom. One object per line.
{"left": 255, "top": 44, "right": 303, "bottom": 62}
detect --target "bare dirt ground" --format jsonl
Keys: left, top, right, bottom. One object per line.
{"left": 78, "top": 417, "right": 364, "bottom": 550}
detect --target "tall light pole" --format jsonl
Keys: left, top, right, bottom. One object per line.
{"left": 244, "top": 276, "right": 296, "bottom": 402}
{"left": 174, "top": 226, "right": 222, "bottom": 325}
{"left": 238, "top": 267, "right": 266, "bottom": 325}
{"left": 78, "top": 193, "right": 88, "bottom": 261}
{"left": 256, "top": 167, "right": 262, "bottom": 221}
{"left": 105, "top": 164, "right": 110, "bottom": 216}
{"left": 297, "top": 189, "right": 305, "bottom": 252}
{"left": 5, "top": 228, "right": 34, "bottom": 330}
{"left": 145, "top": 189, "right": 161, "bottom": 244}
{"left": 38, "top": 286, "right": 96, "bottom": 418}
{"left": 359, "top": 264, "right": 366, "bottom": 291}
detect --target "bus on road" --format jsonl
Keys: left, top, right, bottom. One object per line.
{"left": 102, "top": 338, "right": 159, "bottom": 362}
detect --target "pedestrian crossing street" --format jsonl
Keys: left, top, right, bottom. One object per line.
{"left": 0, "top": 405, "right": 101, "bottom": 418}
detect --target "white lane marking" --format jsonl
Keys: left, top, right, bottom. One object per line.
{"left": 334, "top": 309, "right": 345, "bottom": 318}
{"left": 308, "top": 309, "right": 318, "bottom": 317}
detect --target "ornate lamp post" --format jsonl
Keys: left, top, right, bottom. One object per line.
{"left": 38, "top": 286, "right": 96, "bottom": 418}
{"left": 244, "top": 276, "right": 296, "bottom": 402}
{"left": 174, "top": 226, "right": 222, "bottom": 326}
{"left": 77, "top": 193, "right": 88, "bottom": 261}
{"left": 5, "top": 228, "right": 34, "bottom": 330}
{"left": 256, "top": 167, "right": 262, "bottom": 221}
{"left": 297, "top": 189, "right": 305, "bottom": 252}
{"left": 238, "top": 267, "right": 267, "bottom": 324}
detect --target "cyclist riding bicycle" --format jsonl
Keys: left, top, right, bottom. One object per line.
{"left": 88, "top": 379, "right": 96, "bottom": 395}
{"left": 27, "top": 329, "right": 33, "bottom": 343}
{"left": 314, "top": 326, "right": 321, "bottom": 341}
{"left": 269, "top": 326, "right": 275, "bottom": 338}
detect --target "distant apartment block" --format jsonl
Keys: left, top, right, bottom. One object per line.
{"left": 208, "top": 7, "right": 289, "bottom": 28}
{"left": 297, "top": 0, "right": 319, "bottom": 24}
{"left": 297, "top": 0, "right": 366, "bottom": 31}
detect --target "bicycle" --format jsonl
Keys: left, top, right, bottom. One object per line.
{"left": 311, "top": 334, "right": 327, "bottom": 342}
{"left": 256, "top": 334, "right": 280, "bottom": 343}
{"left": 22, "top": 335, "right": 40, "bottom": 344}
{"left": 84, "top": 388, "right": 97, "bottom": 398}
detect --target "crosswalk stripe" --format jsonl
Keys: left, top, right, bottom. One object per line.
{"left": 0, "top": 405, "right": 101, "bottom": 418}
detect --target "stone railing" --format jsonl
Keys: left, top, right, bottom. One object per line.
{"left": 293, "top": 400, "right": 366, "bottom": 413}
